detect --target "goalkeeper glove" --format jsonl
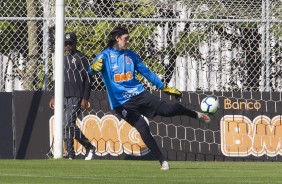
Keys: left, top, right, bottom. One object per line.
{"left": 163, "top": 87, "right": 182, "bottom": 99}
{"left": 91, "top": 58, "right": 103, "bottom": 72}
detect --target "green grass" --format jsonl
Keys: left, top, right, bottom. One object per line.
{"left": 0, "top": 160, "right": 282, "bottom": 184}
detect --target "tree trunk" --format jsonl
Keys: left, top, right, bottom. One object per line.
{"left": 23, "top": 0, "right": 39, "bottom": 90}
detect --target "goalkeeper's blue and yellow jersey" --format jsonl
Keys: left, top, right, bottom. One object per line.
{"left": 88, "top": 47, "right": 164, "bottom": 109}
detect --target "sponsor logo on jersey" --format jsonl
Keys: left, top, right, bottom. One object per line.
{"left": 122, "top": 88, "right": 140, "bottom": 99}
{"left": 112, "top": 64, "right": 118, "bottom": 70}
{"left": 125, "top": 55, "right": 132, "bottom": 64}
{"left": 114, "top": 72, "right": 133, "bottom": 82}
{"left": 66, "top": 33, "right": 71, "bottom": 39}
{"left": 71, "top": 57, "right": 76, "bottom": 64}
{"left": 110, "top": 53, "right": 116, "bottom": 58}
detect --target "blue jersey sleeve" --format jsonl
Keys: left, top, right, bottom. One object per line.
{"left": 134, "top": 53, "right": 164, "bottom": 89}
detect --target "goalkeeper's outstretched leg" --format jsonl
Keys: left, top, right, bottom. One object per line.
{"left": 155, "top": 101, "right": 211, "bottom": 124}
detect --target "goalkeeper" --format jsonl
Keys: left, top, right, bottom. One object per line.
{"left": 88, "top": 25, "right": 210, "bottom": 170}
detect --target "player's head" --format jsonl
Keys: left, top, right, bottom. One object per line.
{"left": 107, "top": 25, "right": 129, "bottom": 50}
{"left": 65, "top": 32, "right": 77, "bottom": 53}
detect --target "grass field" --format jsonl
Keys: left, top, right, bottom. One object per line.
{"left": 0, "top": 160, "right": 282, "bottom": 184}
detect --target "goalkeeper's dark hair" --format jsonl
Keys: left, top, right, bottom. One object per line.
{"left": 107, "top": 25, "right": 129, "bottom": 48}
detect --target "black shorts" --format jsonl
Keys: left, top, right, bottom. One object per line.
{"left": 114, "top": 91, "right": 164, "bottom": 122}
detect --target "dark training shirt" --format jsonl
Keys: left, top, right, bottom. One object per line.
{"left": 64, "top": 50, "right": 92, "bottom": 100}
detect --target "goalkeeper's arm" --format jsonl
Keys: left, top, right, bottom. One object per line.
{"left": 132, "top": 53, "right": 182, "bottom": 98}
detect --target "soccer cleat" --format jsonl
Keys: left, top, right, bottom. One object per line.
{"left": 196, "top": 111, "right": 211, "bottom": 124}
{"left": 160, "top": 161, "right": 170, "bottom": 170}
{"left": 84, "top": 149, "right": 94, "bottom": 160}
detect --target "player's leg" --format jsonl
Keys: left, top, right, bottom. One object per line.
{"left": 134, "top": 117, "right": 170, "bottom": 170}
{"left": 156, "top": 101, "right": 198, "bottom": 118}
{"left": 64, "top": 97, "right": 94, "bottom": 159}
{"left": 133, "top": 116, "right": 166, "bottom": 162}
{"left": 115, "top": 106, "right": 168, "bottom": 169}
{"left": 63, "top": 98, "right": 76, "bottom": 159}
{"left": 155, "top": 101, "right": 210, "bottom": 123}
{"left": 71, "top": 123, "right": 95, "bottom": 160}
{"left": 69, "top": 97, "right": 95, "bottom": 160}
{"left": 133, "top": 116, "right": 170, "bottom": 170}
{"left": 72, "top": 125, "right": 93, "bottom": 148}
{"left": 135, "top": 91, "right": 210, "bottom": 124}
{"left": 64, "top": 125, "right": 76, "bottom": 159}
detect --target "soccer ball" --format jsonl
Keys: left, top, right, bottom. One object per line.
{"left": 200, "top": 96, "right": 220, "bottom": 115}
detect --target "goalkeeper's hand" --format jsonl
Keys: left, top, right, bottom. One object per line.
{"left": 91, "top": 58, "right": 103, "bottom": 72}
{"left": 163, "top": 87, "right": 182, "bottom": 99}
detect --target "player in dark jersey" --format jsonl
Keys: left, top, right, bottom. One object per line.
{"left": 49, "top": 32, "right": 95, "bottom": 160}
{"left": 88, "top": 25, "right": 210, "bottom": 170}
